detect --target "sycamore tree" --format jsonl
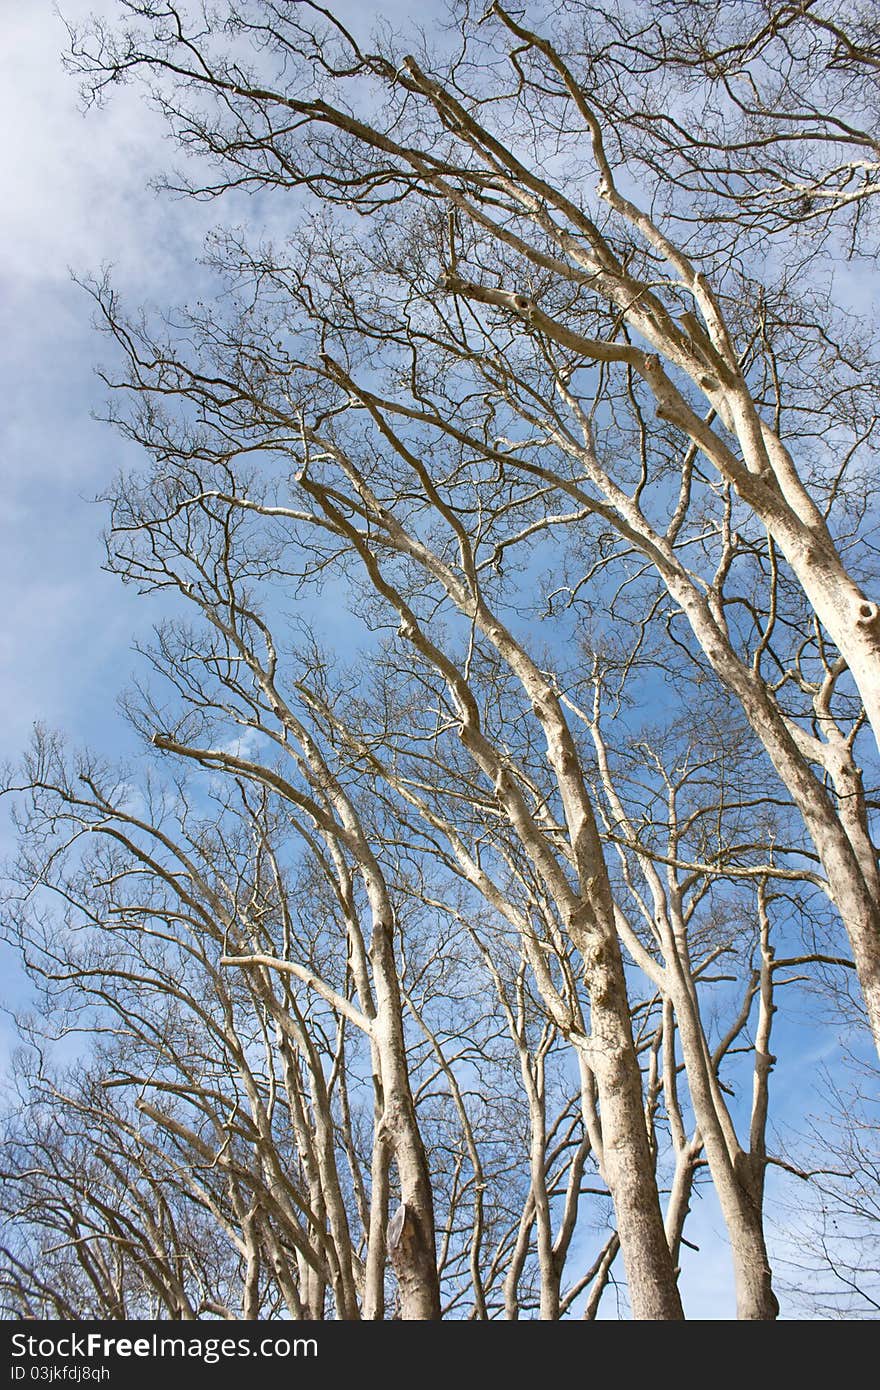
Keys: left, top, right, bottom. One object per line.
{"left": 2, "top": 0, "right": 879, "bottom": 1320}
{"left": 62, "top": 0, "right": 880, "bottom": 1043}
{"left": 2, "top": 733, "right": 598, "bottom": 1320}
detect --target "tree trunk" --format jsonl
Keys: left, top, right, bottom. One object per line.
{"left": 586, "top": 951, "right": 685, "bottom": 1320}
{"left": 669, "top": 976, "right": 778, "bottom": 1319}
{"left": 669, "top": 582, "right": 880, "bottom": 1055}
{"left": 370, "top": 920, "right": 442, "bottom": 1320}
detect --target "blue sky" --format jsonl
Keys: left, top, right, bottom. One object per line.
{"left": 2, "top": 2, "right": 201, "bottom": 768}
{"left": 1, "top": 0, "right": 423, "bottom": 770}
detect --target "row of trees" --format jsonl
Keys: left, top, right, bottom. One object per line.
{"left": 2, "top": 0, "right": 879, "bottom": 1318}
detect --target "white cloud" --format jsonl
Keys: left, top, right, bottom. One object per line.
{"left": 0, "top": 2, "right": 203, "bottom": 774}
{"left": 0, "top": 2, "right": 228, "bottom": 291}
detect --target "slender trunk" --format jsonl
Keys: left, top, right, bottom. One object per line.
{"left": 261, "top": 1218, "right": 305, "bottom": 1319}
{"left": 586, "top": 949, "right": 684, "bottom": 1320}
{"left": 241, "top": 1207, "right": 261, "bottom": 1320}
{"left": 371, "top": 920, "right": 441, "bottom": 1320}
{"left": 664, "top": 1141, "right": 700, "bottom": 1274}
{"left": 582, "top": 1235, "right": 620, "bottom": 1319}
{"left": 406, "top": 993, "right": 489, "bottom": 1317}
{"left": 524, "top": 1076, "right": 559, "bottom": 1320}
{"left": 269, "top": 1008, "right": 359, "bottom": 1318}
{"left": 667, "top": 583, "right": 880, "bottom": 1054}
{"left": 669, "top": 975, "right": 777, "bottom": 1319}
{"left": 503, "top": 1193, "right": 534, "bottom": 1318}
{"left": 363, "top": 1113, "right": 390, "bottom": 1320}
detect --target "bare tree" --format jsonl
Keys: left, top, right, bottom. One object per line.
{"left": 1, "top": 728, "right": 630, "bottom": 1319}
{"left": 64, "top": 0, "right": 880, "bottom": 1052}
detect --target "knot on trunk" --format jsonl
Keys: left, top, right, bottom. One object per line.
{"left": 387, "top": 1201, "right": 411, "bottom": 1255}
